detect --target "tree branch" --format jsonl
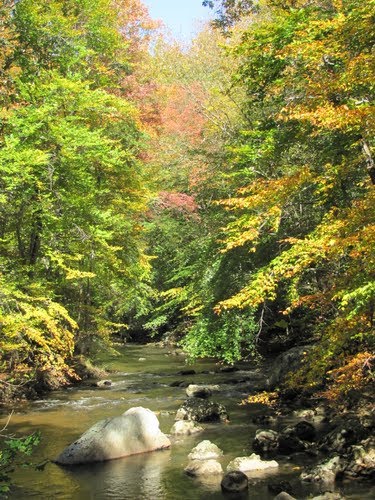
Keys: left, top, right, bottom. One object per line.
{"left": 362, "top": 139, "right": 375, "bottom": 185}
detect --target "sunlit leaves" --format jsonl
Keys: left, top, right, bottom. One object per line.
{"left": 0, "top": 275, "right": 76, "bottom": 379}
{"left": 0, "top": 0, "right": 151, "bottom": 392}
{"left": 210, "top": 0, "right": 374, "bottom": 392}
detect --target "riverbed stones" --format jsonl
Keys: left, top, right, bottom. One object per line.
{"left": 253, "top": 429, "right": 279, "bottom": 454}
{"left": 310, "top": 494, "right": 345, "bottom": 500}
{"left": 217, "top": 366, "right": 239, "bottom": 373}
{"left": 227, "top": 454, "right": 279, "bottom": 472}
{"left": 221, "top": 471, "right": 248, "bottom": 493}
{"left": 344, "top": 436, "right": 375, "bottom": 479}
{"left": 188, "top": 440, "right": 223, "bottom": 460}
{"left": 253, "top": 421, "right": 317, "bottom": 456}
{"left": 300, "top": 456, "right": 343, "bottom": 485}
{"left": 92, "top": 379, "right": 112, "bottom": 388}
{"left": 185, "top": 440, "right": 223, "bottom": 477}
{"left": 278, "top": 428, "right": 308, "bottom": 454}
{"left": 175, "top": 399, "right": 228, "bottom": 423}
{"left": 170, "top": 420, "right": 203, "bottom": 436}
{"left": 319, "top": 415, "right": 367, "bottom": 453}
{"left": 293, "top": 406, "right": 328, "bottom": 425}
{"left": 274, "top": 493, "right": 296, "bottom": 500}
{"left": 178, "top": 369, "right": 196, "bottom": 376}
{"left": 185, "top": 384, "right": 221, "bottom": 398}
{"left": 252, "top": 413, "right": 277, "bottom": 426}
{"left": 55, "top": 407, "right": 170, "bottom": 465}
{"left": 170, "top": 380, "right": 192, "bottom": 388}
{"left": 292, "top": 420, "right": 316, "bottom": 441}
{"left": 185, "top": 459, "right": 223, "bottom": 477}
{"left": 186, "top": 384, "right": 213, "bottom": 399}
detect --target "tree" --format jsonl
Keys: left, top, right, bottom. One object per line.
{"left": 0, "top": 0, "right": 152, "bottom": 396}
{"left": 210, "top": 0, "right": 374, "bottom": 393}
{"left": 202, "top": 0, "right": 257, "bottom": 31}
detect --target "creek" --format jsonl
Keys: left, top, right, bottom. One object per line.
{"left": 2, "top": 344, "right": 373, "bottom": 499}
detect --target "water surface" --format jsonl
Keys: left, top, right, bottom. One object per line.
{"left": 2, "top": 344, "right": 373, "bottom": 499}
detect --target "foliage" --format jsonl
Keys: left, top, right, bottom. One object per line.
{"left": 211, "top": 0, "right": 374, "bottom": 388}
{"left": 0, "top": 429, "right": 40, "bottom": 495}
{"left": 0, "top": 0, "right": 152, "bottom": 395}
{"left": 142, "top": 0, "right": 374, "bottom": 396}
{"left": 0, "top": 275, "right": 77, "bottom": 389}
{"left": 202, "top": 0, "right": 257, "bottom": 31}
{"left": 1, "top": 0, "right": 373, "bottom": 401}
{"left": 240, "top": 391, "right": 278, "bottom": 406}
{"left": 182, "top": 309, "right": 258, "bottom": 363}
{"left": 318, "top": 353, "right": 374, "bottom": 400}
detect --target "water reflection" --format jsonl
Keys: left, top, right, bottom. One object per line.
{"left": 60, "top": 450, "right": 171, "bottom": 500}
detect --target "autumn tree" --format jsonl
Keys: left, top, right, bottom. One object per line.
{"left": 0, "top": 0, "right": 152, "bottom": 397}
{"left": 209, "top": 0, "right": 374, "bottom": 393}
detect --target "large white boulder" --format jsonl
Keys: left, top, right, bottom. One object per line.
{"left": 227, "top": 454, "right": 279, "bottom": 472}
{"left": 55, "top": 407, "right": 171, "bottom": 465}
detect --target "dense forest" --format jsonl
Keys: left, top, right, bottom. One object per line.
{"left": 0, "top": 0, "right": 374, "bottom": 407}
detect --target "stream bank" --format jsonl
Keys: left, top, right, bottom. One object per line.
{"left": 1, "top": 344, "right": 374, "bottom": 499}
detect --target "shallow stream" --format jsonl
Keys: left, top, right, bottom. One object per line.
{"left": 2, "top": 344, "right": 373, "bottom": 499}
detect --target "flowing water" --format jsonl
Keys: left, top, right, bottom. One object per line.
{"left": 1, "top": 344, "right": 373, "bottom": 499}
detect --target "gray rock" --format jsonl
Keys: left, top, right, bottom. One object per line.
{"left": 170, "top": 380, "right": 192, "bottom": 388}
{"left": 293, "top": 420, "right": 316, "bottom": 441}
{"left": 169, "top": 380, "right": 185, "bottom": 387}
{"left": 319, "top": 415, "right": 367, "bottom": 453}
{"left": 186, "top": 384, "right": 217, "bottom": 399}
{"left": 175, "top": 399, "right": 228, "bottom": 423}
{"left": 293, "top": 407, "right": 327, "bottom": 425}
{"left": 252, "top": 413, "right": 277, "bottom": 426}
{"left": 92, "top": 379, "right": 112, "bottom": 388}
{"left": 227, "top": 454, "right": 278, "bottom": 472}
{"left": 356, "top": 400, "right": 375, "bottom": 430}
{"left": 269, "top": 346, "right": 311, "bottom": 388}
{"left": 170, "top": 420, "right": 203, "bottom": 436}
{"left": 253, "top": 421, "right": 316, "bottom": 455}
{"left": 188, "top": 440, "right": 223, "bottom": 461}
{"left": 253, "top": 429, "right": 279, "bottom": 454}
{"left": 274, "top": 493, "right": 296, "bottom": 500}
{"left": 345, "top": 436, "right": 375, "bottom": 480}
{"left": 311, "top": 494, "right": 344, "bottom": 500}
{"left": 300, "top": 456, "right": 343, "bottom": 485}
{"left": 185, "top": 459, "right": 223, "bottom": 476}
{"left": 218, "top": 366, "right": 239, "bottom": 373}
{"left": 232, "top": 369, "right": 271, "bottom": 392}
{"left": 293, "top": 409, "right": 315, "bottom": 420}
{"left": 278, "top": 432, "right": 307, "bottom": 453}
{"left": 178, "top": 369, "right": 196, "bottom": 376}
{"left": 221, "top": 471, "right": 248, "bottom": 493}
{"left": 278, "top": 422, "right": 313, "bottom": 454}
{"left": 55, "top": 407, "right": 170, "bottom": 465}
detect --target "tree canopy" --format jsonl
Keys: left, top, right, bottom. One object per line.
{"left": 0, "top": 0, "right": 373, "bottom": 401}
